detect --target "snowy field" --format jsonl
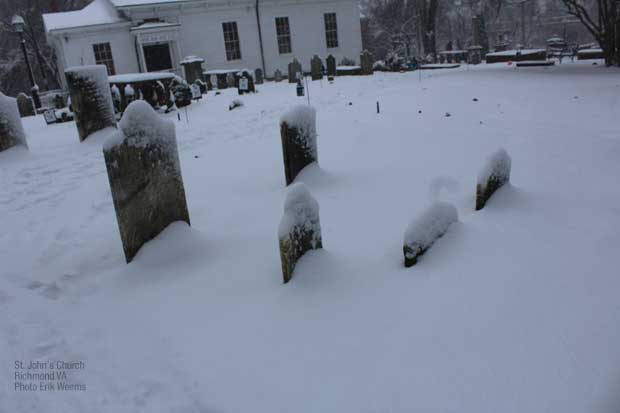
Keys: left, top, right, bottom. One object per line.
{"left": 2, "top": 61, "right": 620, "bottom": 412}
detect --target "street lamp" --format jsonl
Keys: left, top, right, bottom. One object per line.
{"left": 11, "top": 15, "right": 41, "bottom": 109}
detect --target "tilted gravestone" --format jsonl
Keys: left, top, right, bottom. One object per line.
{"left": 65, "top": 65, "right": 116, "bottom": 142}
{"left": 16, "top": 93, "right": 35, "bottom": 117}
{"left": 360, "top": 50, "right": 374, "bottom": 75}
{"left": 254, "top": 68, "right": 264, "bottom": 84}
{"left": 310, "top": 55, "right": 323, "bottom": 81}
{"left": 278, "top": 183, "right": 323, "bottom": 283}
{"left": 0, "top": 92, "right": 28, "bottom": 153}
{"left": 274, "top": 69, "right": 283, "bottom": 82}
{"left": 280, "top": 105, "right": 318, "bottom": 186}
{"left": 326, "top": 54, "right": 337, "bottom": 78}
{"left": 403, "top": 202, "right": 458, "bottom": 267}
{"left": 288, "top": 58, "right": 302, "bottom": 83}
{"left": 103, "top": 100, "right": 190, "bottom": 263}
{"left": 476, "top": 148, "right": 511, "bottom": 210}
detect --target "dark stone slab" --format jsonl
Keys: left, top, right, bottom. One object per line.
{"left": 288, "top": 58, "right": 302, "bottom": 83}
{"left": 280, "top": 105, "right": 318, "bottom": 185}
{"left": 103, "top": 100, "right": 190, "bottom": 263}
{"left": 65, "top": 65, "right": 117, "bottom": 142}
{"left": 326, "top": 54, "right": 337, "bottom": 78}
{"left": 254, "top": 68, "right": 264, "bottom": 84}
{"left": 360, "top": 50, "right": 374, "bottom": 75}
{"left": 16, "top": 93, "right": 35, "bottom": 117}
{"left": 310, "top": 55, "right": 323, "bottom": 80}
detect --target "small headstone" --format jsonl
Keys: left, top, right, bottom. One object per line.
{"left": 280, "top": 105, "right": 318, "bottom": 185}
{"left": 296, "top": 78, "right": 305, "bottom": 97}
{"left": 210, "top": 74, "right": 219, "bottom": 90}
{"left": 360, "top": 50, "right": 374, "bottom": 75}
{"left": 476, "top": 148, "right": 511, "bottom": 210}
{"left": 226, "top": 72, "right": 236, "bottom": 88}
{"left": 54, "top": 94, "right": 66, "bottom": 109}
{"left": 274, "top": 69, "right": 283, "bottom": 82}
{"left": 403, "top": 202, "right": 458, "bottom": 267}
{"left": 65, "top": 65, "right": 116, "bottom": 142}
{"left": 190, "top": 84, "right": 202, "bottom": 100}
{"left": 254, "top": 68, "right": 264, "bottom": 84}
{"left": 103, "top": 100, "right": 190, "bottom": 263}
{"left": 43, "top": 109, "right": 57, "bottom": 125}
{"left": 326, "top": 54, "right": 337, "bottom": 78}
{"left": 0, "top": 92, "right": 28, "bottom": 152}
{"left": 278, "top": 183, "right": 323, "bottom": 283}
{"left": 288, "top": 58, "right": 302, "bottom": 83}
{"left": 229, "top": 99, "right": 244, "bottom": 111}
{"left": 310, "top": 55, "right": 323, "bottom": 81}
{"left": 16, "top": 93, "right": 35, "bottom": 117}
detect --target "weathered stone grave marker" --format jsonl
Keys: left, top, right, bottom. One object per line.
{"left": 103, "top": 100, "right": 190, "bottom": 263}
{"left": 278, "top": 183, "right": 323, "bottom": 283}
{"left": 254, "top": 68, "right": 264, "bottom": 84}
{"left": 360, "top": 50, "right": 374, "bottom": 75}
{"left": 476, "top": 148, "right": 511, "bottom": 210}
{"left": 16, "top": 93, "right": 35, "bottom": 117}
{"left": 280, "top": 105, "right": 318, "bottom": 185}
{"left": 65, "top": 65, "right": 117, "bottom": 142}
{"left": 274, "top": 69, "right": 283, "bottom": 82}
{"left": 403, "top": 202, "right": 458, "bottom": 267}
{"left": 288, "top": 58, "right": 302, "bottom": 83}
{"left": 326, "top": 54, "right": 336, "bottom": 80}
{"left": 0, "top": 92, "right": 28, "bottom": 152}
{"left": 310, "top": 55, "right": 323, "bottom": 80}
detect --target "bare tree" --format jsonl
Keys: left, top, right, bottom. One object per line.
{"left": 560, "top": 0, "right": 619, "bottom": 65}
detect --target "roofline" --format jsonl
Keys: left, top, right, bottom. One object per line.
{"left": 47, "top": 21, "right": 132, "bottom": 36}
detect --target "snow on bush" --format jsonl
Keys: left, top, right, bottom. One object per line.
{"left": 403, "top": 202, "right": 458, "bottom": 267}
{"left": 278, "top": 183, "right": 322, "bottom": 283}
{"left": 476, "top": 148, "right": 511, "bottom": 210}
{"left": 0, "top": 92, "right": 28, "bottom": 152}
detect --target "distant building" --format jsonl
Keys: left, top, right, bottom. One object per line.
{"left": 43, "top": 0, "right": 363, "bottom": 87}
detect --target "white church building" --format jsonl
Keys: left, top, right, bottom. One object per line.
{"left": 43, "top": 0, "right": 363, "bottom": 86}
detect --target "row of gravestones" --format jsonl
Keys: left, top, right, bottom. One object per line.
{"left": 277, "top": 105, "right": 512, "bottom": 282}
{"left": 1, "top": 64, "right": 510, "bottom": 284}
{"left": 279, "top": 50, "right": 375, "bottom": 84}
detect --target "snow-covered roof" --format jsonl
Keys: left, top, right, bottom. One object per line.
{"left": 130, "top": 22, "right": 181, "bottom": 31}
{"left": 110, "top": 0, "right": 194, "bottom": 6}
{"left": 43, "top": 0, "right": 125, "bottom": 32}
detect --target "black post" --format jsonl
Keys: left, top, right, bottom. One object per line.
{"left": 18, "top": 32, "right": 40, "bottom": 109}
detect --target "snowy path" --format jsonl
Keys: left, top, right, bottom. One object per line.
{"left": 1, "top": 62, "right": 620, "bottom": 413}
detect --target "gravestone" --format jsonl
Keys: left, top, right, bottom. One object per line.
{"left": 103, "top": 100, "right": 190, "bottom": 263}
{"left": 65, "top": 65, "right": 116, "bottom": 142}
{"left": 254, "top": 68, "right": 264, "bottom": 84}
{"left": 0, "top": 92, "right": 28, "bottom": 152}
{"left": 403, "top": 202, "right": 458, "bottom": 267}
{"left": 236, "top": 70, "right": 255, "bottom": 95}
{"left": 54, "top": 94, "right": 66, "bottom": 109}
{"left": 288, "top": 58, "right": 302, "bottom": 83}
{"left": 278, "top": 183, "right": 323, "bottom": 283}
{"left": 226, "top": 72, "right": 236, "bottom": 88}
{"left": 274, "top": 69, "right": 283, "bottom": 82}
{"left": 280, "top": 105, "right": 318, "bottom": 185}
{"left": 476, "top": 148, "right": 511, "bottom": 210}
{"left": 310, "top": 55, "right": 323, "bottom": 80}
{"left": 326, "top": 54, "right": 337, "bottom": 79}
{"left": 16, "top": 93, "right": 35, "bottom": 117}
{"left": 179, "top": 56, "right": 205, "bottom": 84}
{"left": 360, "top": 50, "right": 374, "bottom": 75}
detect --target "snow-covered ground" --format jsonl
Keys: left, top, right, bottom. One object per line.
{"left": 2, "top": 61, "right": 620, "bottom": 413}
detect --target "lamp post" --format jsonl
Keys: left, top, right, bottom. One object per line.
{"left": 11, "top": 15, "right": 41, "bottom": 109}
